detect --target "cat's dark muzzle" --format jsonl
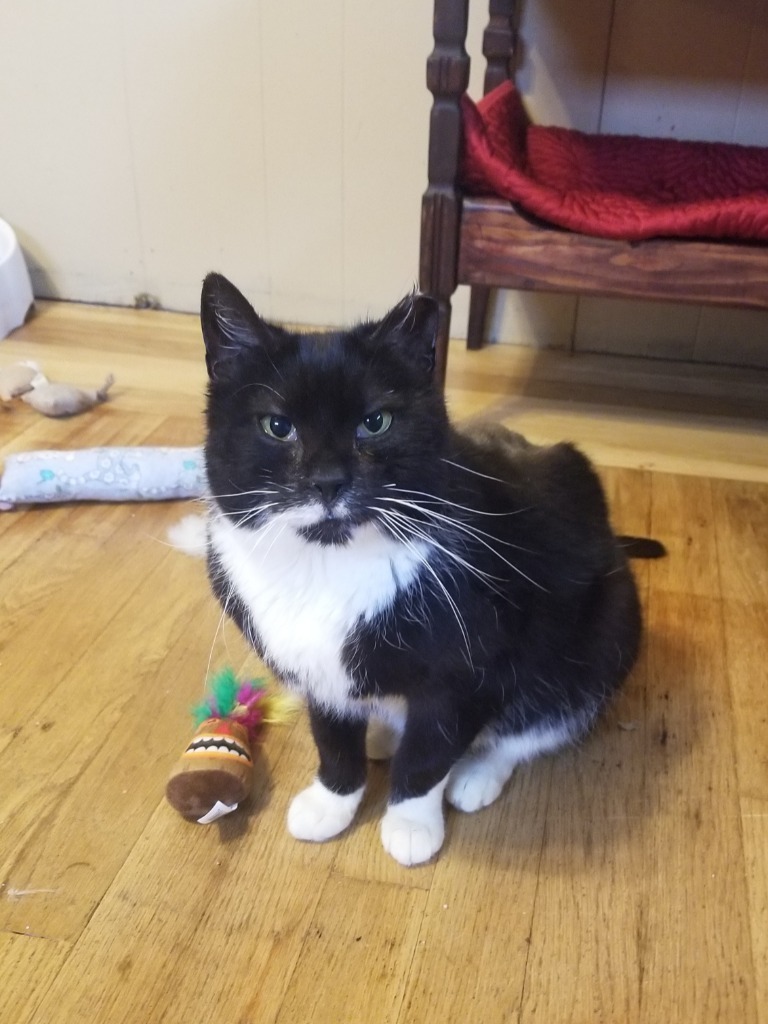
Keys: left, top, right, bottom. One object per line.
{"left": 296, "top": 497, "right": 378, "bottom": 546}
{"left": 299, "top": 518, "right": 355, "bottom": 547}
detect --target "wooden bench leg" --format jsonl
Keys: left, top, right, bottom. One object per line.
{"left": 467, "top": 286, "right": 491, "bottom": 349}
{"left": 433, "top": 298, "right": 452, "bottom": 386}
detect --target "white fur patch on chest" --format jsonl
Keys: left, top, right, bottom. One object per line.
{"left": 208, "top": 512, "right": 430, "bottom": 712}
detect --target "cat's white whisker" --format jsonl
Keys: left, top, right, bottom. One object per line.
{"left": 380, "top": 493, "right": 535, "bottom": 552}
{"left": 440, "top": 457, "right": 515, "bottom": 487}
{"left": 377, "top": 511, "right": 473, "bottom": 663}
{"left": 379, "top": 496, "right": 547, "bottom": 592}
{"left": 386, "top": 484, "right": 531, "bottom": 519}
{"left": 209, "top": 500, "right": 282, "bottom": 530}
{"left": 252, "top": 516, "right": 290, "bottom": 562}
{"left": 377, "top": 508, "right": 508, "bottom": 596}
{"left": 244, "top": 382, "right": 286, "bottom": 402}
{"left": 207, "top": 487, "right": 280, "bottom": 501}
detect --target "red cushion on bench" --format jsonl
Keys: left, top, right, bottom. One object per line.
{"left": 461, "top": 81, "right": 768, "bottom": 242}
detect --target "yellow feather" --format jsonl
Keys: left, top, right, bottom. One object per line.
{"left": 260, "top": 686, "right": 303, "bottom": 725}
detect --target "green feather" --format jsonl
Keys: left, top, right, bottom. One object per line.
{"left": 191, "top": 667, "right": 241, "bottom": 727}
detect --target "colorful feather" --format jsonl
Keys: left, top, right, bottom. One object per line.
{"left": 191, "top": 667, "right": 299, "bottom": 741}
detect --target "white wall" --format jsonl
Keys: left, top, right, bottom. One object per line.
{"left": 2, "top": 0, "right": 433, "bottom": 326}
{"left": 3, "top": 0, "right": 768, "bottom": 368}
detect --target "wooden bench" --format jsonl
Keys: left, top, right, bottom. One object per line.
{"left": 419, "top": 0, "right": 768, "bottom": 384}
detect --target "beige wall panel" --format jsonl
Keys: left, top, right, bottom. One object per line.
{"left": 574, "top": 0, "right": 768, "bottom": 366}
{"left": 259, "top": 0, "right": 345, "bottom": 325}
{"left": 575, "top": 298, "right": 701, "bottom": 361}
{"left": 695, "top": 308, "right": 768, "bottom": 368}
{"left": 734, "top": 0, "right": 768, "bottom": 143}
{"left": 121, "top": 0, "right": 270, "bottom": 313}
{"left": 697, "top": 3, "right": 768, "bottom": 365}
{"left": 341, "top": 2, "right": 433, "bottom": 322}
{"left": 484, "top": 289, "right": 577, "bottom": 350}
{"left": 1, "top": 1, "right": 144, "bottom": 304}
{"left": 600, "top": 0, "right": 757, "bottom": 140}
{"left": 517, "top": 0, "right": 615, "bottom": 130}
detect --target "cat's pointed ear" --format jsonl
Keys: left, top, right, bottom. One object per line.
{"left": 374, "top": 292, "right": 439, "bottom": 376}
{"left": 200, "top": 272, "right": 273, "bottom": 381}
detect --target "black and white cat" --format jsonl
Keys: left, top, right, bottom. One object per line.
{"left": 201, "top": 272, "right": 645, "bottom": 866}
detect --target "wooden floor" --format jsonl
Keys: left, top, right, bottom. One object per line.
{"left": 2, "top": 301, "right": 767, "bottom": 1024}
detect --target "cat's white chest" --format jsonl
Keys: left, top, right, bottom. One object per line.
{"left": 208, "top": 513, "right": 428, "bottom": 711}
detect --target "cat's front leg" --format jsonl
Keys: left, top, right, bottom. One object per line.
{"left": 287, "top": 701, "right": 367, "bottom": 844}
{"left": 381, "top": 703, "right": 478, "bottom": 867}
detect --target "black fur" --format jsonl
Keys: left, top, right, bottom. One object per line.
{"left": 202, "top": 273, "right": 643, "bottom": 807}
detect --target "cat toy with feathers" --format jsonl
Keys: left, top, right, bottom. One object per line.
{"left": 166, "top": 668, "right": 297, "bottom": 824}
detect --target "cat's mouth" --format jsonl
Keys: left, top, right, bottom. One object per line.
{"left": 256, "top": 500, "right": 367, "bottom": 546}
{"left": 298, "top": 518, "right": 354, "bottom": 547}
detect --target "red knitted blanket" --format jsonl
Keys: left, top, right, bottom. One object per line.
{"left": 461, "top": 81, "right": 768, "bottom": 242}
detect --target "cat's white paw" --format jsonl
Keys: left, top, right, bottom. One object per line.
{"left": 380, "top": 779, "right": 448, "bottom": 866}
{"left": 287, "top": 779, "right": 364, "bottom": 843}
{"left": 446, "top": 757, "right": 507, "bottom": 813}
{"left": 366, "top": 719, "right": 401, "bottom": 761}
{"left": 381, "top": 805, "right": 445, "bottom": 867}
{"left": 447, "top": 725, "right": 574, "bottom": 812}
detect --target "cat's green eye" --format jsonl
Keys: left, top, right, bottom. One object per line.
{"left": 260, "top": 414, "right": 296, "bottom": 441}
{"left": 357, "top": 410, "right": 393, "bottom": 439}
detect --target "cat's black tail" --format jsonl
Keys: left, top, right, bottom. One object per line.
{"left": 617, "top": 535, "right": 667, "bottom": 559}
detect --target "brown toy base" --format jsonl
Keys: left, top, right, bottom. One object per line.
{"left": 165, "top": 768, "right": 250, "bottom": 823}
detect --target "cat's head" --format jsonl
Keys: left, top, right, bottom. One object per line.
{"left": 201, "top": 273, "right": 449, "bottom": 546}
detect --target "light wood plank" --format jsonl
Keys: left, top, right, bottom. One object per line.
{"left": 742, "top": 815, "right": 768, "bottom": 1024}
{"left": 330, "top": 761, "right": 436, "bottom": 891}
{"left": 276, "top": 874, "right": 426, "bottom": 1024}
{"left": 721, "top": 602, "right": 768, "bottom": 813}
{"left": 712, "top": 478, "right": 768, "bottom": 606}
{"left": 23, "top": 735, "right": 338, "bottom": 1024}
{"left": 0, "top": 516, "right": 217, "bottom": 941}
{"left": 401, "top": 763, "right": 551, "bottom": 1023}
{"left": 649, "top": 474, "right": 719, "bottom": 597}
{"left": 520, "top": 743, "right": 649, "bottom": 1022}
{"left": 721, "top": 600, "right": 768, "bottom": 1024}
{"left": 714, "top": 478, "right": 768, "bottom": 1024}
{"left": 519, "top": 588, "right": 757, "bottom": 1023}
{"left": 0, "top": 933, "right": 71, "bottom": 1024}
{"left": 638, "top": 594, "right": 755, "bottom": 1023}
